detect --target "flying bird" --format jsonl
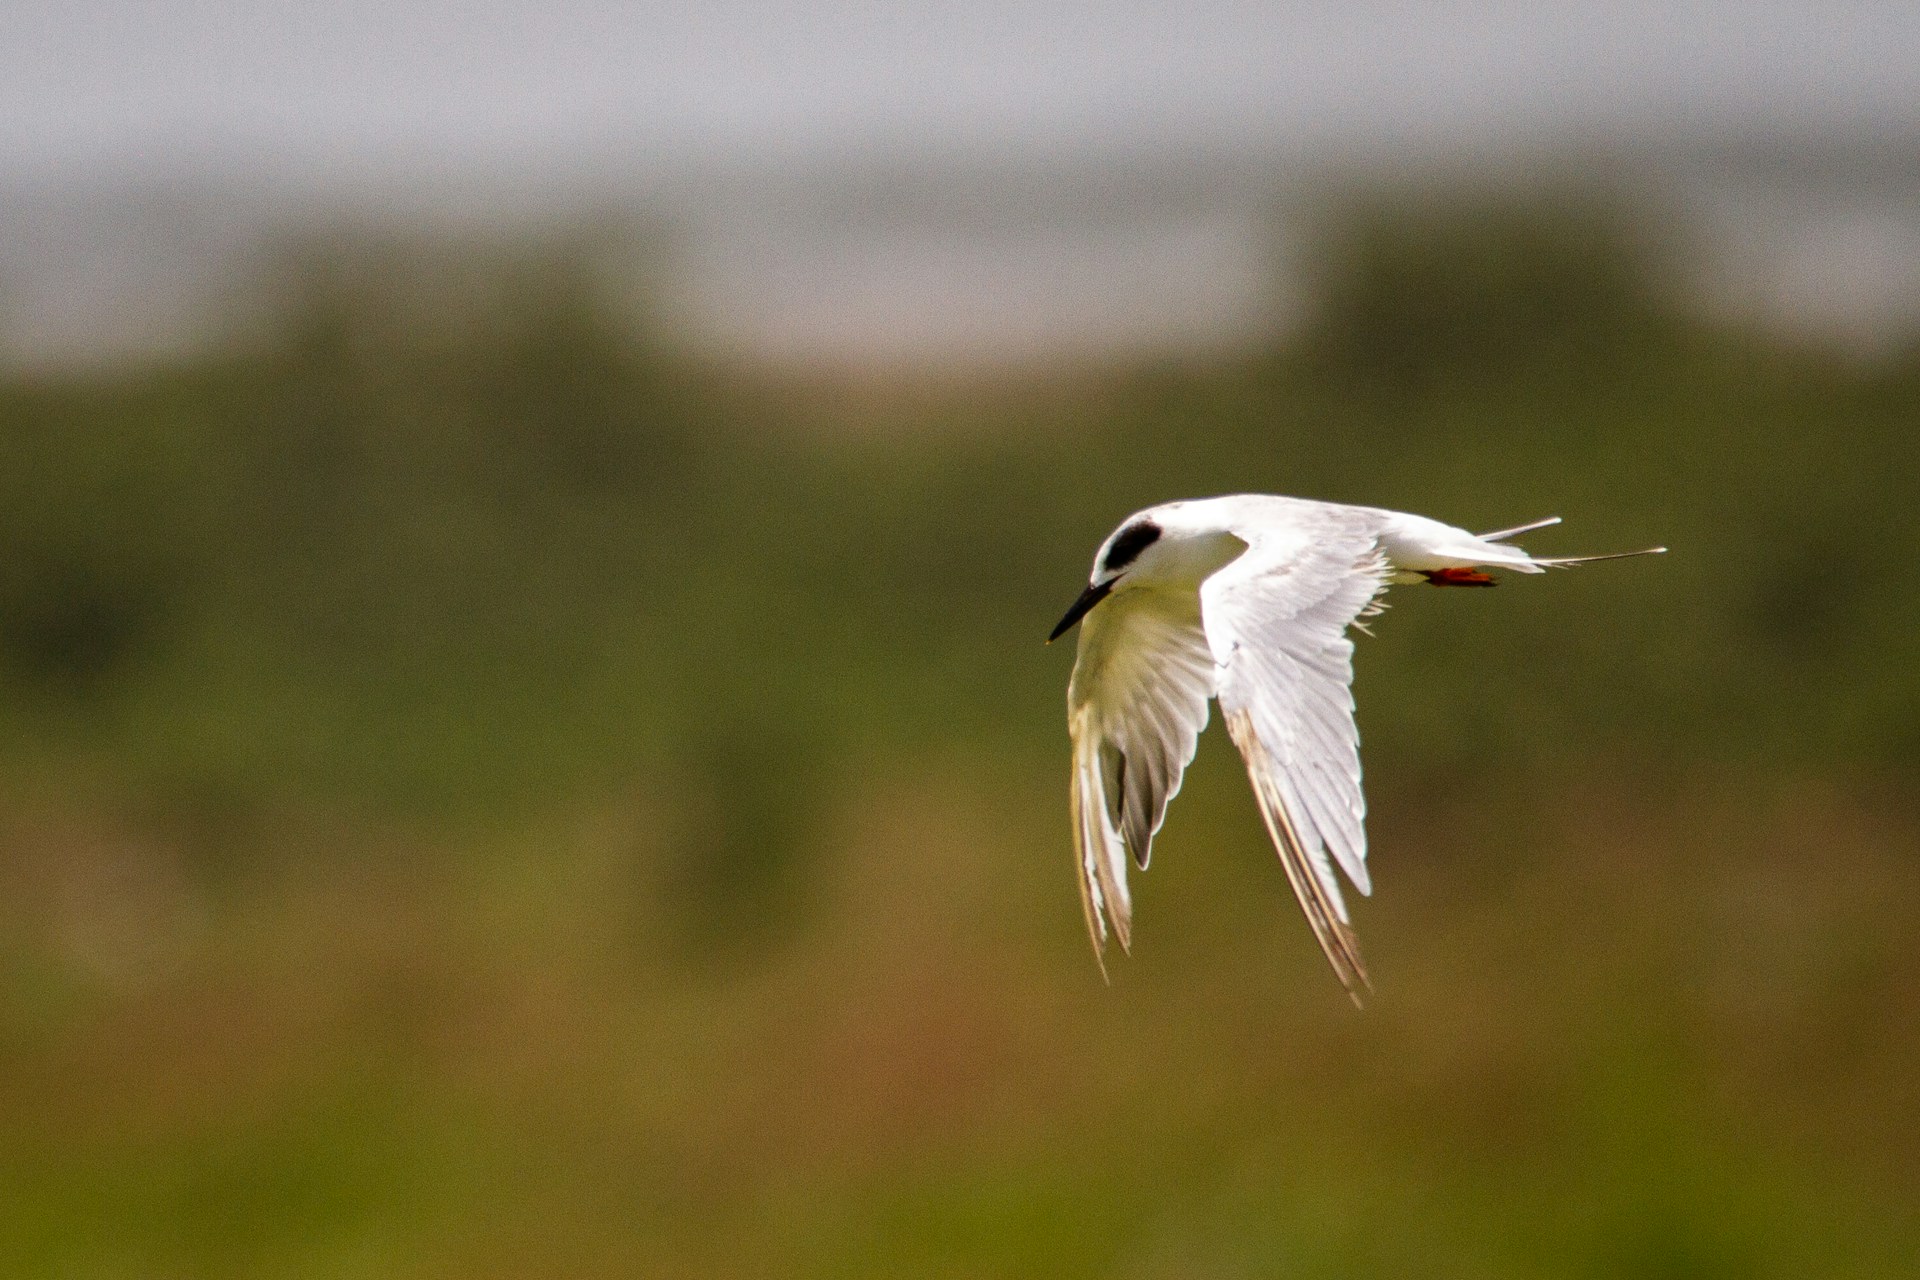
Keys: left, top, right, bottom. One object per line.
{"left": 1048, "top": 495, "right": 1662, "bottom": 1002}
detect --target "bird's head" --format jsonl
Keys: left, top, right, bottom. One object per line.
{"left": 1045, "top": 516, "right": 1160, "bottom": 641}
{"left": 1047, "top": 502, "right": 1246, "bottom": 642}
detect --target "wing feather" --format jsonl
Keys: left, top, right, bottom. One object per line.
{"left": 1065, "top": 585, "right": 1216, "bottom": 963}
{"left": 1224, "top": 707, "right": 1369, "bottom": 999}
{"left": 1201, "top": 507, "right": 1390, "bottom": 1001}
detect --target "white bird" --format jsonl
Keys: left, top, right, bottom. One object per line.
{"left": 1048, "top": 495, "right": 1663, "bottom": 1002}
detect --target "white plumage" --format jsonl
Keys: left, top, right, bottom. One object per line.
{"left": 1051, "top": 494, "right": 1662, "bottom": 1002}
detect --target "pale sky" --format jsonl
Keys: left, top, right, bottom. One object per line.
{"left": 5, "top": 2, "right": 1919, "bottom": 365}
{"left": 3, "top": 1, "right": 1917, "bottom": 177}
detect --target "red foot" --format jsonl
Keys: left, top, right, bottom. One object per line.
{"left": 1422, "top": 568, "right": 1497, "bottom": 587}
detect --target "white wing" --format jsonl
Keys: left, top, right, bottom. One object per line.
{"left": 1066, "top": 581, "right": 1219, "bottom": 966}
{"left": 1201, "top": 509, "right": 1389, "bottom": 1002}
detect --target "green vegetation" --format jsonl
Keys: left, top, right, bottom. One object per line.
{"left": 0, "top": 194, "right": 1916, "bottom": 1276}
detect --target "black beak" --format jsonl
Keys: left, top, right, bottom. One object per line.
{"left": 1047, "top": 579, "right": 1115, "bottom": 643}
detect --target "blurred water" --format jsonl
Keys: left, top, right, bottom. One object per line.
{"left": 5, "top": 140, "right": 1920, "bottom": 370}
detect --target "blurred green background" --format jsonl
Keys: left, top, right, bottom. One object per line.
{"left": 1, "top": 183, "right": 1917, "bottom": 1277}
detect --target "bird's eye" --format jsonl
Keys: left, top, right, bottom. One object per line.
{"left": 1102, "top": 520, "right": 1162, "bottom": 572}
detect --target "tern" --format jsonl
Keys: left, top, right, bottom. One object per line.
{"left": 1048, "top": 495, "right": 1662, "bottom": 1001}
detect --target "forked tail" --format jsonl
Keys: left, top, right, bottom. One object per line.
{"left": 1530, "top": 546, "right": 1668, "bottom": 567}
{"left": 1475, "top": 515, "right": 1666, "bottom": 568}
{"left": 1477, "top": 515, "right": 1564, "bottom": 543}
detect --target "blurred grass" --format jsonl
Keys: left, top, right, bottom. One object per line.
{"left": 0, "top": 191, "right": 1916, "bottom": 1276}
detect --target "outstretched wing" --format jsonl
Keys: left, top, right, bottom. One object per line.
{"left": 1066, "top": 583, "right": 1220, "bottom": 966}
{"left": 1201, "top": 513, "right": 1389, "bottom": 1002}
